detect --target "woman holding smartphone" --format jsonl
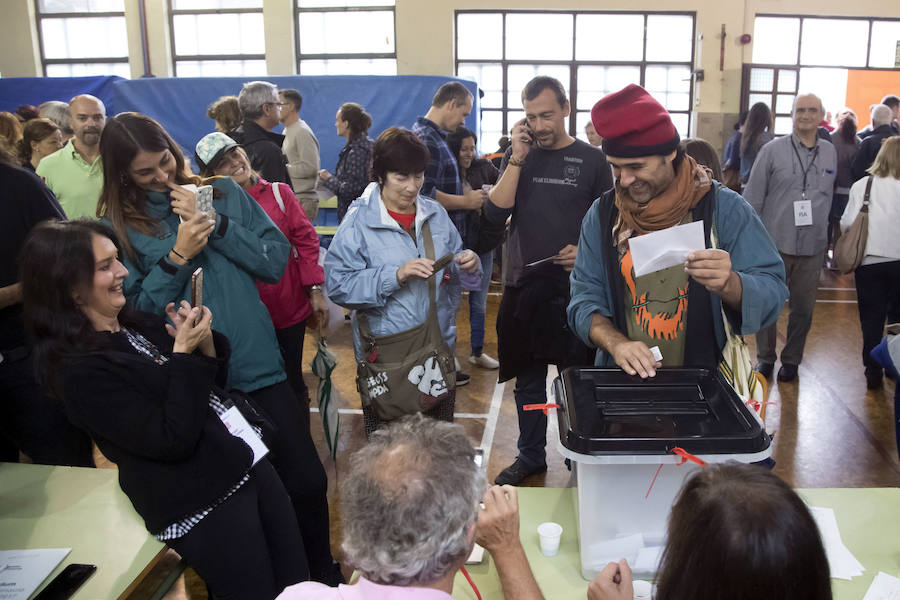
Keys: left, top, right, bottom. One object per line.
{"left": 96, "top": 113, "right": 341, "bottom": 585}
{"left": 20, "top": 220, "right": 306, "bottom": 599}
{"left": 324, "top": 127, "right": 479, "bottom": 435}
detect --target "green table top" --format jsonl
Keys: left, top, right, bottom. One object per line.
{"left": 0, "top": 462, "right": 165, "bottom": 600}
{"left": 453, "top": 487, "right": 900, "bottom": 599}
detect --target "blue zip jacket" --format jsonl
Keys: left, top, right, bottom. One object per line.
{"left": 324, "top": 183, "right": 463, "bottom": 362}
{"left": 115, "top": 177, "right": 290, "bottom": 392}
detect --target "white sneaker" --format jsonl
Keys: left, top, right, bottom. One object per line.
{"left": 468, "top": 353, "right": 499, "bottom": 369}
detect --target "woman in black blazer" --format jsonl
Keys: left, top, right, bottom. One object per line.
{"left": 20, "top": 220, "right": 307, "bottom": 600}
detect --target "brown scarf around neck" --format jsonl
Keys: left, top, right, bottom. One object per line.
{"left": 614, "top": 154, "right": 713, "bottom": 249}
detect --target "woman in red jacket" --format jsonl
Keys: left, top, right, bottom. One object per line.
{"left": 196, "top": 132, "right": 329, "bottom": 415}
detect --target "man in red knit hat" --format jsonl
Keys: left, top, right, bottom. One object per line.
{"left": 567, "top": 84, "right": 787, "bottom": 380}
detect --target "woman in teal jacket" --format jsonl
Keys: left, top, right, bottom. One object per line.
{"left": 97, "top": 112, "right": 341, "bottom": 586}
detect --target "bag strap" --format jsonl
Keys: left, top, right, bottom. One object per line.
{"left": 272, "top": 182, "right": 286, "bottom": 213}
{"left": 356, "top": 216, "right": 440, "bottom": 351}
{"left": 862, "top": 175, "right": 873, "bottom": 213}
{"left": 709, "top": 184, "right": 739, "bottom": 344}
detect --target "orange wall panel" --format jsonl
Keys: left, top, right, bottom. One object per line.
{"left": 846, "top": 70, "right": 900, "bottom": 125}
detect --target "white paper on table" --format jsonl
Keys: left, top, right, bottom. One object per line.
{"left": 0, "top": 548, "right": 71, "bottom": 600}
{"left": 628, "top": 221, "right": 706, "bottom": 278}
{"left": 632, "top": 546, "right": 663, "bottom": 574}
{"left": 863, "top": 572, "right": 900, "bottom": 600}
{"left": 587, "top": 533, "right": 645, "bottom": 569}
{"left": 808, "top": 506, "right": 865, "bottom": 580}
{"left": 465, "top": 543, "right": 485, "bottom": 564}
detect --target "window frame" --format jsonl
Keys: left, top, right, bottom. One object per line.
{"left": 455, "top": 9, "right": 696, "bottom": 139}
{"left": 293, "top": 1, "right": 397, "bottom": 75}
{"left": 753, "top": 13, "right": 900, "bottom": 71}
{"left": 167, "top": 0, "right": 266, "bottom": 77}
{"left": 33, "top": 0, "right": 130, "bottom": 76}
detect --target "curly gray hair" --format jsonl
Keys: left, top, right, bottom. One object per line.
{"left": 238, "top": 81, "right": 277, "bottom": 121}
{"left": 39, "top": 100, "right": 71, "bottom": 135}
{"left": 341, "top": 414, "right": 487, "bottom": 587}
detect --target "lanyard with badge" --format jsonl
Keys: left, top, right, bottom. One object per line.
{"left": 790, "top": 138, "right": 818, "bottom": 227}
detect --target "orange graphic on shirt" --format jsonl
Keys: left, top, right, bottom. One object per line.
{"left": 621, "top": 249, "right": 688, "bottom": 340}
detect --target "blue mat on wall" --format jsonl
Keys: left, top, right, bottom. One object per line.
{"left": 0, "top": 75, "right": 480, "bottom": 172}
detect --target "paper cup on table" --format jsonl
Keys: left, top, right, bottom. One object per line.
{"left": 537, "top": 522, "right": 563, "bottom": 556}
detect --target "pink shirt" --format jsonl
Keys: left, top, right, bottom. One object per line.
{"left": 277, "top": 577, "right": 453, "bottom": 600}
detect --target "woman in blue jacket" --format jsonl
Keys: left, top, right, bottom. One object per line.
{"left": 96, "top": 113, "right": 341, "bottom": 585}
{"left": 325, "top": 128, "right": 479, "bottom": 435}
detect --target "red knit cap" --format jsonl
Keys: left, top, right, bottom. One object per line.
{"left": 591, "top": 84, "right": 680, "bottom": 158}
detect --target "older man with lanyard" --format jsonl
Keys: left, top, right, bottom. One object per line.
{"left": 567, "top": 84, "right": 786, "bottom": 381}
{"left": 744, "top": 93, "right": 836, "bottom": 382}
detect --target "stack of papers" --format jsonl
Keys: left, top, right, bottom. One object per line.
{"left": 808, "top": 506, "right": 865, "bottom": 579}
{"left": 863, "top": 572, "right": 900, "bottom": 599}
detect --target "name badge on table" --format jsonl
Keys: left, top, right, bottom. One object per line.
{"left": 794, "top": 200, "right": 813, "bottom": 226}
{"left": 219, "top": 406, "right": 269, "bottom": 465}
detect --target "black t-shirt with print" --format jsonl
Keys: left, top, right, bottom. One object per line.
{"left": 484, "top": 139, "right": 612, "bottom": 287}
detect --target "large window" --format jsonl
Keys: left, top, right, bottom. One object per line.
{"left": 295, "top": 0, "right": 396, "bottom": 75}
{"left": 35, "top": 0, "right": 130, "bottom": 77}
{"left": 748, "top": 15, "right": 900, "bottom": 134}
{"left": 456, "top": 10, "right": 695, "bottom": 152}
{"left": 169, "top": 0, "right": 266, "bottom": 77}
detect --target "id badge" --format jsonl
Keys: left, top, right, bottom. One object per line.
{"left": 793, "top": 199, "right": 813, "bottom": 226}
{"left": 219, "top": 406, "right": 269, "bottom": 465}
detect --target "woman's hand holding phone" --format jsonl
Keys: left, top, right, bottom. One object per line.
{"left": 166, "top": 301, "right": 215, "bottom": 357}
{"left": 173, "top": 211, "right": 215, "bottom": 261}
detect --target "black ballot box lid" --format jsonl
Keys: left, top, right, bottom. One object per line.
{"left": 555, "top": 367, "right": 771, "bottom": 456}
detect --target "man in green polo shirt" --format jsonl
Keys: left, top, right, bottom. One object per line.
{"left": 36, "top": 94, "right": 106, "bottom": 219}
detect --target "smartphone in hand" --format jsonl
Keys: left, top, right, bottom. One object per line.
{"left": 429, "top": 253, "right": 454, "bottom": 277}
{"left": 196, "top": 185, "right": 213, "bottom": 215}
{"left": 190, "top": 267, "right": 203, "bottom": 325}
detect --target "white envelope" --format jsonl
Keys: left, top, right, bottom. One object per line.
{"left": 628, "top": 221, "right": 706, "bottom": 278}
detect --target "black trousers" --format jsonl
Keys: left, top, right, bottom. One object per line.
{"left": 0, "top": 352, "right": 93, "bottom": 466}
{"left": 855, "top": 260, "right": 900, "bottom": 374}
{"left": 166, "top": 460, "right": 307, "bottom": 600}
{"left": 275, "top": 321, "right": 310, "bottom": 413}
{"left": 247, "top": 380, "right": 335, "bottom": 582}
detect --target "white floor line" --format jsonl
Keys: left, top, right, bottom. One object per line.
{"left": 819, "top": 287, "right": 856, "bottom": 291}
{"left": 815, "top": 299, "right": 858, "bottom": 304}
{"left": 479, "top": 378, "right": 506, "bottom": 471}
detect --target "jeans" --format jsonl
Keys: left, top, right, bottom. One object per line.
{"left": 275, "top": 320, "right": 309, "bottom": 415}
{"left": 855, "top": 260, "right": 900, "bottom": 375}
{"left": 468, "top": 250, "right": 493, "bottom": 356}
{"left": 756, "top": 251, "right": 823, "bottom": 366}
{"left": 514, "top": 366, "right": 550, "bottom": 469}
{"left": 438, "top": 269, "right": 462, "bottom": 354}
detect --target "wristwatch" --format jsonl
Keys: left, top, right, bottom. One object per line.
{"left": 309, "top": 284, "right": 323, "bottom": 293}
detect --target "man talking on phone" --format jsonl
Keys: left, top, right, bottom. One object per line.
{"left": 485, "top": 76, "right": 613, "bottom": 486}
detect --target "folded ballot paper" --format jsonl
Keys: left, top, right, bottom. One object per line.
{"left": 808, "top": 506, "right": 865, "bottom": 580}
{"left": 628, "top": 221, "right": 706, "bottom": 278}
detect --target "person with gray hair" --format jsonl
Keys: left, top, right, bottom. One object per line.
{"left": 851, "top": 104, "right": 898, "bottom": 181}
{"left": 277, "top": 414, "right": 546, "bottom": 599}
{"left": 38, "top": 100, "right": 73, "bottom": 142}
{"left": 231, "top": 80, "right": 290, "bottom": 185}
{"left": 744, "top": 92, "right": 837, "bottom": 383}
